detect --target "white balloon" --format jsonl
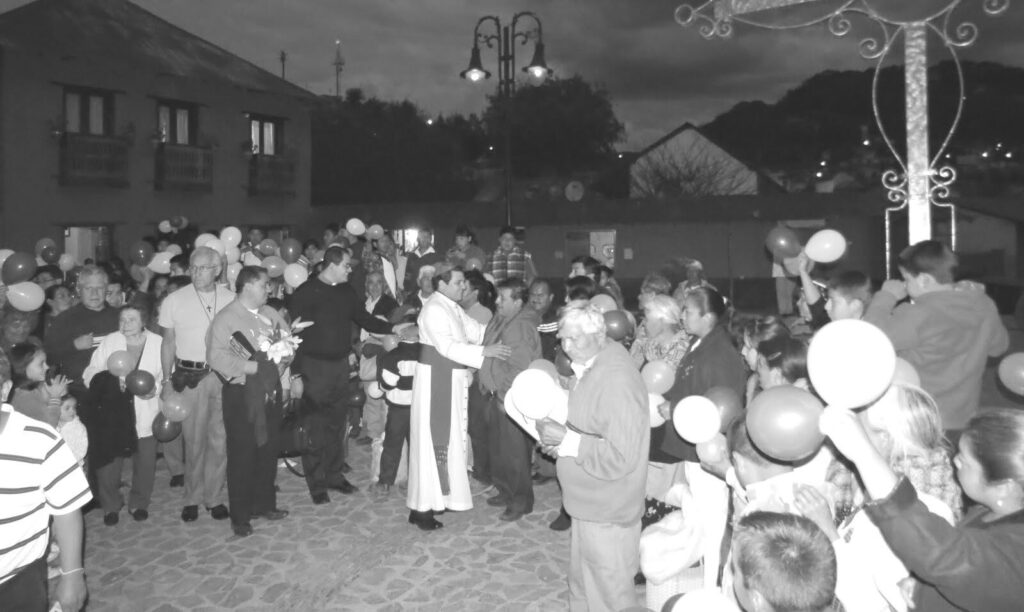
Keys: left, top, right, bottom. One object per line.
{"left": 205, "top": 238, "right": 226, "bottom": 255}
{"left": 649, "top": 393, "right": 666, "bottom": 428}
{"left": 58, "top": 253, "right": 76, "bottom": 272}
{"left": 805, "top": 229, "right": 847, "bottom": 263}
{"left": 194, "top": 233, "right": 216, "bottom": 248}
{"left": 670, "top": 588, "right": 739, "bottom": 611}
{"left": 220, "top": 226, "right": 242, "bottom": 247}
{"left": 367, "top": 382, "right": 384, "bottom": 400}
{"left": 672, "top": 395, "right": 721, "bottom": 444}
{"left": 225, "top": 245, "right": 240, "bottom": 264}
{"left": 164, "top": 244, "right": 182, "bottom": 255}
{"left": 808, "top": 319, "right": 896, "bottom": 409}
{"left": 345, "top": 218, "right": 366, "bottom": 236}
{"left": 242, "top": 252, "right": 262, "bottom": 266}
{"left": 158, "top": 220, "right": 172, "bottom": 234}
{"left": 508, "top": 369, "right": 558, "bottom": 420}
{"left": 283, "top": 263, "right": 308, "bottom": 288}
{"left": 226, "top": 262, "right": 242, "bottom": 285}
{"left": 147, "top": 252, "right": 172, "bottom": 274}
{"left": 892, "top": 357, "right": 920, "bottom": 387}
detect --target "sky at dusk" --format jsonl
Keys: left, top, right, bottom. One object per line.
{"left": 2, "top": 0, "right": 1022, "bottom": 149}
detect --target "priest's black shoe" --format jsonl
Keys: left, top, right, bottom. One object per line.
{"left": 232, "top": 522, "right": 254, "bottom": 537}
{"left": 181, "top": 505, "right": 199, "bottom": 523}
{"left": 408, "top": 510, "right": 443, "bottom": 531}
{"left": 208, "top": 504, "right": 230, "bottom": 520}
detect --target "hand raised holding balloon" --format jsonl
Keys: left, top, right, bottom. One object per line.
{"left": 483, "top": 343, "right": 512, "bottom": 361}
{"left": 537, "top": 418, "right": 567, "bottom": 447}
{"left": 73, "top": 334, "right": 94, "bottom": 350}
{"left": 819, "top": 406, "right": 875, "bottom": 464}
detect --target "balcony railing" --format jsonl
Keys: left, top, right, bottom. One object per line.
{"left": 58, "top": 133, "right": 129, "bottom": 187}
{"left": 248, "top": 154, "right": 296, "bottom": 196}
{"left": 155, "top": 143, "right": 213, "bottom": 192}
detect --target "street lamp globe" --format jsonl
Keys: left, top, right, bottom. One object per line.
{"left": 460, "top": 45, "right": 492, "bottom": 82}
{"left": 523, "top": 42, "right": 552, "bottom": 80}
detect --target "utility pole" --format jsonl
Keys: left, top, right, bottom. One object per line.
{"left": 333, "top": 40, "right": 345, "bottom": 98}
{"left": 279, "top": 50, "right": 287, "bottom": 79}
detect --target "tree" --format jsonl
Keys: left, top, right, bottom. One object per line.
{"left": 311, "top": 89, "right": 486, "bottom": 204}
{"left": 482, "top": 75, "right": 625, "bottom": 177}
{"left": 630, "top": 133, "right": 758, "bottom": 198}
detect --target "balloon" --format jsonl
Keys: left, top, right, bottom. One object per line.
{"left": 58, "top": 253, "right": 76, "bottom": 272}
{"left": 170, "top": 215, "right": 186, "bottom": 229}
{"left": 194, "top": 233, "right": 216, "bottom": 248}
{"left": 641, "top": 360, "right": 675, "bottom": 395}
{"left": 263, "top": 256, "right": 286, "bottom": 278}
{"left": 283, "top": 263, "right": 308, "bottom": 287}
{"left": 696, "top": 433, "right": 729, "bottom": 466}
{"left": 128, "top": 241, "right": 155, "bottom": 267}
{"left": 164, "top": 243, "right": 183, "bottom": 255}
{"left": 347, "top": 387, "right": 367, "bottom": 406}
{"left": 998, "top": 353, "right": 1024, "bottom": 395}
{"left": 367, "top": 381, "right": 384, "bottom": 400}
{"left": 0, "top": 249, "right": 13, "bottom": 269}
{"left": 106, "top": 351, "right": 134, "bottom": 378}
{"left": 649, "top": 393, "right": 666, "bottom": 428}
{"left": 892, "top": 357, "right": 920, "bottom": 387}
{"left": 224, "top": 245, "right": 241, "bottom": 264}
{"left": 220, "top": 226, "right": 242, "bottom": 247}
{"left": 381, "top": 335, "right": 400, "bottom": 352}
{"left": 205, "top": 238, "right": 226, "bottom": 256}
{"left": 257, "top": 238, "right": 278, "bottom": 257}
{"left": 808, "top": 319, "right": 896, "bottom": 409}
{"left": 158, "top": 220, "right": 173, "bottom": 234}
{"left": 346, "top": 218, "right": 366, "bottom": 236}
{"left": 147, "top": 252, "right": 172, "bottom": 274}
{"left": 673, "top": 395, "right": 722, "bottom": 444}
{"left": 125, "top": 370, "right": 156, "bottom": 397}
{"left": 242, "top": 251, "right": 262, "bottom": 266}
{"left": 705, "top": 386, "right": 744, "bottom": 432}
{"left": 39, "top": 245, "right": 60, "bottom": 265}
{"left": 366, "top": 224, "right": 384, "bottom": 240}
{"left": 674, "top": 588, "right": 739, "bottom": 611}
{"left": 765, "top": 226, "right": 802, "bottom": 259}
{"left": 6, "top": 282, "right": 44, "bottom": 311}
{"left": 226, "top": 262, "right": 242, "bottom": 285}
{"left": 805, "top": 229, "right": 847, "bottom": 264}
{"left": 161, "top": 392, "right": 191, "bottom": 423}
{"left": 152, "top": 413, "right": 182, "bottom": 442}
{"left": 35, "top": 256, "right": 45, "bottom": 267}
{"left": 508, "top": 369, "right": 560, "bottom": 419}
{"left": 529, "top": 359, "right": 559, "bottom": 381}
{"left": 746, "top": 385, "right": 824, "bottom": 461}
{"left": 554, "top": 346, "right": 573, "bottom": 377}
{"left": 280, "top": 238, "right": 303, "bottom": 264}
{"left": 603, "top": 310, "right": 633, "bottom": 341}
{"left": 1, "top": 252, "right": 37, "bottom": 284}
{"left": 465, "top": 257, "right": 483, "bottom": 271}
{"left": 589, "top": 294, "right": 617, "bottom": 314}
{"left": 35, "top": 237, "right": 57, "bottom": 256}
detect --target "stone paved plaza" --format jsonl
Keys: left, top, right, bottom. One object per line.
{"left": 82, "top": 444, "right": 583, "bottom": 611}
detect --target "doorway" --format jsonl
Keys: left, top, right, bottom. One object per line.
{"left": 64, "top": 226, "right": 113, "bottom": 264}
{"left": 565, "top": 230, "right": 617, "bottom": 268}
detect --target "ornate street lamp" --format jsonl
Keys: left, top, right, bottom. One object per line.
{"left": 461, "top": 12, "right": 551, "bottom": 225}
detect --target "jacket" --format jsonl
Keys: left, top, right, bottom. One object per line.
{"left": 864, "top": 282, "right": 1008, "bottom": 429}
{"left": 478, "top": 307, "right": 541, "bottom": 399}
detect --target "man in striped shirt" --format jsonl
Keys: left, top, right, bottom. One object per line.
{"left": 1, "top": 372, "right": 92, "bottom": 611}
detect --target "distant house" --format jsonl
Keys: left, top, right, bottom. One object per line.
{"left": 630, "top": 122, "right": 784, "bottom": 198}
{"left": 0, "top": 0, "right": 315, "bottom": 261}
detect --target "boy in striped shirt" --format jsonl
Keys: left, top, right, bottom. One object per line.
{"left": 0, "top": 368, "right": 91, "bottom": 611}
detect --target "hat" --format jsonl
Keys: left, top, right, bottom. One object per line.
{"left": 685, "top": 259, "right": 703, "bottom": 271}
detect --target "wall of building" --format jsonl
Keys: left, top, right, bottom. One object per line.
{"left": 630, "top": 128, "right": 758, "bottom": 198}
{"left": 0, "top": 44, "right": 311, "bottom": 258}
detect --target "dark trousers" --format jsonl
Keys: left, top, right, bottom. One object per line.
{"left": 0, "top": 557, "right": 47, "bottom": 612}
{"left": 299, "top": 356, "right": 351, "bottom": 496}
{"left": 488, "top": 395, "right": 534, "bottom": 514}
{"left": 222, "top": 384, "right": 282, "bottom": 526}
{"left": 467, "top": 382, "right": 491, "bottom": 480}
{"left": 378, "top": 404, "right": 411, "bottom": 486}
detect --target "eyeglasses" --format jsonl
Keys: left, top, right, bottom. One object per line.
{"left": 193, "top": 265, "right": 219, "bottom": 272}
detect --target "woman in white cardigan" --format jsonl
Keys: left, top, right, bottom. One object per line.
{"left": 83, "top": 302, "right": 164, "bottom": 525}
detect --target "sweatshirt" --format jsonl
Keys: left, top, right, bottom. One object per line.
{"left": 864, "top": 282, "right": 1008, "bottom": 429}
{"left": 478, "top": 306, "right": 541, "bottom": 399}
{"left": 43, "top": 304, "right": 120, "bottom": 384}
{"left": 288, "top": 278, "right": 392, "bottom": 366}
{"left": 557, "top": 341, "right": 649, "bottom": 524}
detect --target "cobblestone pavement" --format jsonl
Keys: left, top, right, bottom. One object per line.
{"left": 82, "top": 444, "right": 581, "bottom": 611}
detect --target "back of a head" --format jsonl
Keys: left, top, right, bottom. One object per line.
{"left": 963, "top": 408, "right": 1024, "bottom": 487}
{"left": 898, "top": 240, "right": 957, "bottom": 284}
{"left": 727, "top": 416, "right": 776, "bottom": 469}
{"left": 869, "top": 383, "right": 945, "bottom": 460}
{"left": 571, "top": 255, "right": 600, "bottom": 277}
{"left": 733, "top": 511, "right": 837, "bottom": 612}
{"left": 641, "top": 272, "right": 672, "bottom": 296}
{"left": 757, "top": 335, "right": 809, "bottom": 385}
{"left": 828, "top": 270, "right": 873, "bottom": 306}
{"left": 565, "top": 276, "right": 597, "bottom": 302}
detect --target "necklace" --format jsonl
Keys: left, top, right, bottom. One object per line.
{"left": 194, "top": 285, "right": 217, "bottom": 321}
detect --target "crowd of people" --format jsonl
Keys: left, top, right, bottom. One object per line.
{"left": 1, "top": 219, "right": 1023, "bottom": 612}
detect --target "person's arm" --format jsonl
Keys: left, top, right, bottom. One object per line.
{"left": 486, "top": 319, "right": 539, "bottom": 396}
{"left": 523, "top": 252, "right": 537, "bottom": 285}
{"left": 53, "top": 511, "right": 87, "bottom": 611}
{"left": 420, "top": 303, "right": 486, "bottom": 369}
{"left": 206, "top": 310, "right": 257, "bottom": 381}
{"left": 160, "top": 326, "right": 176, "bottom": 396}
{"left": 81, "top": 335, "right": 114, "bottom": 389}
{"left": 40, "top": 428, "right": 92, "bottom": 611}
{"left": 349, "top": 288, "right": 395, "bottom": 335}
{"left": 797, "top": 252, "right": 821, "bottom": 305}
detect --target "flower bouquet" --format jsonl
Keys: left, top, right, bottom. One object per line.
{"left": 256, "top": 317, "right": 314, "bottom": 364}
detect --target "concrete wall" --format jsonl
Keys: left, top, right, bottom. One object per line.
{"left": 0, "top": 43, "right": 311, "bottom": 258}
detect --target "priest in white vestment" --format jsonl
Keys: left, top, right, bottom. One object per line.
{"left": 407, "top": 265, "right": 510, "bottom": 530}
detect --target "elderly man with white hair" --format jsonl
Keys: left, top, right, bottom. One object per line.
{"left": 44, "top": 265, "right": 120, "bottom": 388}
{"left": 537, "top": 301, "right": 649, "bottom": 612}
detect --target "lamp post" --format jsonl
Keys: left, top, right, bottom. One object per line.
{"left": 460, "top": 13, "right": 552, "bottom": 226}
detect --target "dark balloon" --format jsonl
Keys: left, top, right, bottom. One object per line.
{"left": 1, "top": 252, "right": 37, "bottom": 285}
{"left": 705, "top": 386, "right": 744, "bottom": 432}
{"left": 279, "top": 238, "right": 303, "bottom": 264}
{"left": 106, "top": 351, "right": 133, "bottom": 378}
{"left": 258, "top": 239, "right": 279, "bottom": 257}
{"left": 746, "top": 385, "right": 824, "bottom": 462}
{"left": 152, "top": 413, "right": 182, "bottom": 443}
{"left": 125, "top": 370, "right": 156, "bottom": 397}
{"left": 603, "top": 310, "right": 633, "bottom": 342}
{"left": 347, "top": 387, "right": 367, "bottom": 406}
{"left": 129, "top": 241, "right": 155, "bottom": 266}
{"left": 39, "top": 245, "right": 60, "bottom": 265}
{"left": 765, "top": 226, "right": 802, "bottom": 259}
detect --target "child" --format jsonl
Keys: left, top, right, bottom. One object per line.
{"left": 57, "top": 396, "right": 88, "bottom": 467}
{"left": 730, "top": 511, "right": 838, "bottom": 612}
{"left": 754, "top": 335, "right": 809, "bottom": 392}
{"left": 824, "top": 271, "right": 872, "bottom": 322}
{"left": 371, "top": 325, "right": 419, "bottom": 498}
{"left": 864, "top": 240, "right": 1008, "bottom": 432}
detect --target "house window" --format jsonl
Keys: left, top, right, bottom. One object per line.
{"left": 248, "top": 114, "right": 283, "bottom": 155}
{"left": 157, "top": 101, "right": 197, "bottom": 145}
{"left": 64, "top": 87, "right": 114, "bottom": 136}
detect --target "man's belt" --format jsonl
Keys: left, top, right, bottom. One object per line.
{"left": 176, "top": 359, "right": 208, "bottom": 370}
